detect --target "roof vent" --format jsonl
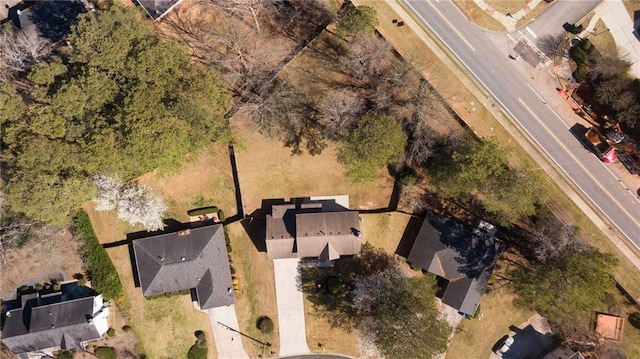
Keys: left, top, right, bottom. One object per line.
{"left": 178, "top": 229, "right": 191, "bottom": 236}
{"left": 51, "top": 325, "right": 55, "bottom": 329}
{"left": 181, "top": 257, "right": 186, "bottom": 262}
{"left": 158, "top": 256, "right": 164, "bottom": 261}
{"left": 6, "top": 312, "right": 11, "bottom": 317}
{"left": 49, "top": 312, "right": 52, "bottom": 316}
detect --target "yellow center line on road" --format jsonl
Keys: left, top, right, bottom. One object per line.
{"left": 425, "top": 1, "right": 476, "bottom": 52}
{"left": 518, "top": 98, "right": 640, "bottom": 230}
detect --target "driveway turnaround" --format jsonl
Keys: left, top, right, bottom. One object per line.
{"left": 207, "top": 305, "right": 249, "bottom": 359}
{"left": 274, "top": 258, "right": 311, "bottom": 356}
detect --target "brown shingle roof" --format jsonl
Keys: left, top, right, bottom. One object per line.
{"left": 265, "top": 199, "right": 362, "bottom": 260}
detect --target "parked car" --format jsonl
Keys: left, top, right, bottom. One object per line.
{"left": 495, "top": 336, "right": 514, "bottom": 356}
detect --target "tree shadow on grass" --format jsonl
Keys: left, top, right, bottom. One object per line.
{"left": 300, "top": 243, "right": 393, "bottom": 331}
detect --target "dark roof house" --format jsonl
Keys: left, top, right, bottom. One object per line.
{"left": 136, "top": 0, "right": 185, "bottom": 20}
{"left": 1, "top": 285, "right": 110, "bottom": 356}
{"left": 407, "top": 215, "right": 500, "bottom": 316}
{"left": 132, "top": 224, "right": 234, "bottom": 309}
{"left": 265, "top": 197, "right": 362, "bottom": 260}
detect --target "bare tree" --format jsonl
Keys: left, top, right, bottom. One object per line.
{"left": 588, "top": 54, "right": 632, "bottom": 82}
{"left": 205, "top": 0, "right": 269, "bottom": 34}
{"left": 529, "top": 208, "right": 585, "bottom": 264}
{"left": 536, "top": 33, "right": 567, "bottom": 58}
{"left": 317, "top": 89, "right": 364, "bottom": 137}
{"left": 0, "top": 29, "right": 50, "bottom": 77}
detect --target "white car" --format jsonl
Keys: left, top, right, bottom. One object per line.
{"left": 495, "top": 336, "right": 514, "bottom": 356}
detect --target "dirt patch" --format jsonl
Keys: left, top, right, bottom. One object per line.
{"left": 1, "top": 229, "right": 84, "bottom": 300}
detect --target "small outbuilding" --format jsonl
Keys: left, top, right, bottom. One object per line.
{"left": 595, "top": 313, "right": 624, "bottom": 341}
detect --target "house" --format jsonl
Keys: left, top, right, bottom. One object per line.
{"left": 407, "top": 214, "right": 500, "bottom": 316}
{"left": 1, "top": 283, "right": 109, "bottom": 357}
{"left": 265, "top": 196, "right": 362, "bottom": 260}
{"left": 136, "top": 0, "right": 185, "bottom": 21}
{"left": 131, "top": 223, "right": 234, "bottom": 310}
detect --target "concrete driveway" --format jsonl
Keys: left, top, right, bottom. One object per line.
{"left": 273, "top": 258, "right": 311, "bottom": 356}
{"left": 207, "top": 305, "right": 249, "bottom": 359}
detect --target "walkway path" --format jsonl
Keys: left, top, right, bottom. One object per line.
{"left": 273, "top": 258, "right": 311, "bottom": 356}
{"left": 206, "top": 305, "right": 250, "bottom": 359}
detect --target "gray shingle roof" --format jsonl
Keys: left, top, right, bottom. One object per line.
{"left": 1, "top": 297, "right": 100, "bottom": 354}
{"left": 265, "top": 199, "right": 362, "bottom": 260}
{"left": 137, "top": 0, "right": 185, "bottom": 20}
{"left": 132, "top": 224, "right": 234, "bottom": 309}
{"left": 407, "top": 215, "right": 500, "bottom": 315}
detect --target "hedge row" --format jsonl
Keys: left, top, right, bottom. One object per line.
{"left": 187, "top": 207, "right": 218, "bottom": 217}
{"left": 74, "top": 210, "right": 123, "bottom": 300}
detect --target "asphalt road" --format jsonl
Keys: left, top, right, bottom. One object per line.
{"left": 403, "top": 0, "right": 640, "bottom": 245}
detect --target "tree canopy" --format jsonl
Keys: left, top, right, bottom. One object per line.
{"left": 427, "top": 137, "right": 542, "bottom": 224}
{"left": 302, "top": 244, "right": 450, "bottom": 359}
{"left": 337, "top": 4, "right": 378, "bottom": 35}
{"left": 1, "top": 6, "right": 231, "bottom": 226}
{"left": 338, "top": 113, "right": 407, "bottom": 182}
{"left": 510, "top": 249, "right": 617, "bottom": 324}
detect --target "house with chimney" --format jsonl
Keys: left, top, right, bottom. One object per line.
{"left": 1, "top": 282, "right": 109, "bottom": 357}
{"left": 131, "top": 223, "right": 235, "bottom": 310}
{"left": 265, "top": 196, "right": 362, "bottom": 261}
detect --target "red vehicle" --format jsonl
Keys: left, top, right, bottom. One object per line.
{"left": 585, "top": 127, "right": 617, "bottom": 164}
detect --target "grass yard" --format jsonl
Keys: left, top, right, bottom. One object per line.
{"left": 450, "top": 0, "right": 505, "bottom": 31}
{"left": 587, "top": 19, "right": 618, "bottom": 56}
{"left": 445, "top": 287, "right": 535, "bottom": 359}
{"left": 303, "top": 295, "right": 359, "bottom": 356}
{"left": 359, "top": 212, "right": 413, "bottom": 254}
{"left": 486, "top": 0, "right": 529, "bottom": 15}
{"left": 233, "top": 118, "right": 394, "bottom": 212}
{"left": 225, "top": 222, "right": 280, "bottom": 357}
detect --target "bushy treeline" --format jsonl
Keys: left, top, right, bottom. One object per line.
{"left": 74, "top": 210, "right": 123, "bottom": 300}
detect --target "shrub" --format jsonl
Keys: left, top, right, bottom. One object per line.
{"left": 629, "top": 312, "right": 640, "bottom": 329}
{"left": 224, "top": 229, "right": 231, "bottom": 245}
{"left": 226, "top": 244, "right": 232, "bottom": 253}
{"left": 230, "top": 266, "right": 236, "bottom": 274}
{"left": 573, "top": 63, "right": 588, "bottom": 82}
{"left": 579, "top": 38, "right": 592, "bottom": 51}
{"left": 327, "top": 276, "right": 343, "bottom": 294}
{"left": 218, "top": 209, "right": 225, "bottom": 221}
{"left": 256, "top": 316, "right": 274, "bottom": 334}
{"left": 107, "top": 327, "right": 115, "bottom": 337}
{"left": 122, "top": 324, "right": 132, "bottom": 332}
{"left": 57, "top": 351, "right": 74, "bottom": 359}
{"left": 410, "top": 263, "right": 422, "bottom": 271}
{"left": 187, "top": 207, "right": 218, "bottom": 217}
{"left": 95, "top": 347, "right": 117, "bottom": 359}
{"left": 195, "top": 330, "right": 206, "bottom": 342}
{"left": 187, "top": 344, "right": 207, "bottom": 359}
{"left": 74, "top": 211, "right": 123, "bottom": 300}
{"left": 399, "top": 167, "right": 418, "bottom": 186}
